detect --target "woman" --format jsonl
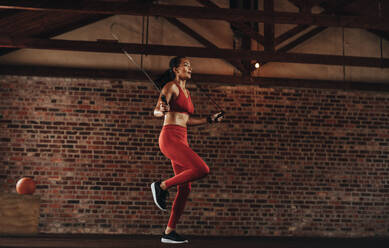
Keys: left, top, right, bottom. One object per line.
{"left": 151, "top": 56, "right": 223, "bottom": 244}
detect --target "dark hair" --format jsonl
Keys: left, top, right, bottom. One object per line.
{"left": 155, "top": 56, "right": 186, "bottom": 90}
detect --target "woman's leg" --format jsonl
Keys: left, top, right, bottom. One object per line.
{"left": 166, "top": 161, "right": 191, "bottom": 232}
{"left": 159, "top": 125, "right": 210, "bottom": 189}
{"left": 154, "top": 126, "right": 206, "bottom": 243}
{"left": 162, "top": 145, "right": 209, "bottom": 189}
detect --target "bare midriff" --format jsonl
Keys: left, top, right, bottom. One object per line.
{"left": 163, "top": 112, "right": 190, "bottom": 127}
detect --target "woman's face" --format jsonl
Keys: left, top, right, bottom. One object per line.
{"left": 174, "top": 58, "right": 192, "bottom": 80}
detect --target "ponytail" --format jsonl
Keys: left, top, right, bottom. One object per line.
{"left": 155, "top": 69, "right": 175, "bottom": 90}
{"left": 155, "top": 56, "right": 186, "bottom": 90}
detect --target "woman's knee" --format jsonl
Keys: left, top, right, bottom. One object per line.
{"left": 178, "top": 183, "right": 191, "bottom": 195}
{"left": 199, "top": 164, "right": 210, "bottom": 177}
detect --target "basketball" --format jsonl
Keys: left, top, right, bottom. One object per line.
{"left": 16, "top": 177, "right": 36, "bottom": 194}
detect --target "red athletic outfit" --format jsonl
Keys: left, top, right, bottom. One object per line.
{"left": 159, "top": 83, "right": 209, "bottom": 229}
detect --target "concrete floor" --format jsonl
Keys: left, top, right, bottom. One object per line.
{"left": 0, "top": 234, "right": 388, "bottom": 248}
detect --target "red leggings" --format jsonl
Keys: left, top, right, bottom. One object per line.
{"left": 159, "top": 125, "right": 210, "bottom": 229}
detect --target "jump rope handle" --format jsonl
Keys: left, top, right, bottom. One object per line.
{"left": 215, "top": 111, "right": 225, "bottom": 121}
{"left": 161, "top": 95, "right": 168, "bottom": 104}
{"left": 208, "top": 110, "right": 225, "bottom": 124}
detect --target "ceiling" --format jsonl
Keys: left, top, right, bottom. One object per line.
{"left": 0, "top": 0, "right": 388, "bottom": 91}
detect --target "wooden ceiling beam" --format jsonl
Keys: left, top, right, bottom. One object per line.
{"left": 275, "top": 25, "right": 310, "bottom": 46}
{"left": 276, "top": 0, "right": 357, "bottom": 46}
{"left": 317, "top": 1, "right": 389, "bottom": 42}
{"left": 277, "top": 26, "right": 328, "bottom": 53}
{"left": 164, "top": 17, "right": 247, "bottom": 74}
{"left": 195, "top": 0, "right": 264, "bottom": 46}
{"left": 0, "top": 1, "right": 389, "bottom": 31}
{"left": 0, "top": 36, "right": 388, "bottom": 68}
{"left": 0, "top": 15, "right": 108, "bottom": 56}
{"left": 263, "top": 0, "right": 275, "bottom": 52}
{"left": 0, "top": 65, "right": 388, "bottom": 92}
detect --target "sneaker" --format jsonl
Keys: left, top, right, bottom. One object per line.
{"left": 161, "top": 231, "right": 189, "bottom": 244}
{"left": 151, "top": 181, "right": 169, "bottom": 211}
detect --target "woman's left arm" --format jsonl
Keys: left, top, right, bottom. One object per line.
{"left": 187, "top": 112, "right": 224, "bottom": 126}
{"left": 187, "top": 116, "right": 208, "bottom": 126}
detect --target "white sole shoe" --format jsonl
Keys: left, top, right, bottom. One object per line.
{"left": 161, "top": 238, "right": 189, "bottom": 244}
{"left": 151, "top": 182, "right": 167, "bottom": 211}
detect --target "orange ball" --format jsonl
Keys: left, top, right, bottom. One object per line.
{"left": 16, "top": 177, "right": 36, "bottom": 194}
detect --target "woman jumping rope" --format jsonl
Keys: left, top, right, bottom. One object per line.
{"left": 151, "top": 56, "right": 224, "bottom": 244}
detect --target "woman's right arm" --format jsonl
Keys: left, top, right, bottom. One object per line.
{"left": 153, "top": 83, "right": 175, "bottom": 117}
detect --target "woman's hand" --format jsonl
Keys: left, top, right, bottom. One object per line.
{"left": 154, "top": 95, "right": 170, "bottom": 117}
{"left": 207, "top": 112, "right": 224, "bottom": 124}
{"left": 159, "top": 101, "right": 170, "bottom": 114}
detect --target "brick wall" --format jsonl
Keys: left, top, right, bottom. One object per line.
{"left": 0, "top": 75, "right": 388, "bottom": 237}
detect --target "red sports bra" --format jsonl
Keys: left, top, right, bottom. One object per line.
{"left": 169, "top": 83, "right": 194, "bottom": 115}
